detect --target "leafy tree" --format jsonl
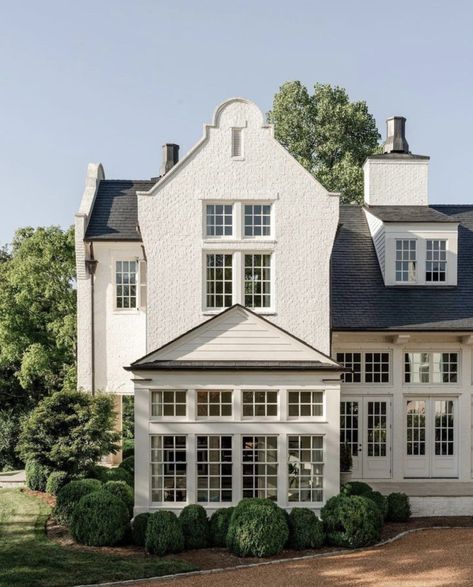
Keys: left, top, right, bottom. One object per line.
{"left": 0, "top": 226, "right": 76, "bottom": 407}
{"left": 17, "top": 389, "right": 120, "bottom": 476}
{"left": 268, "top": 82, "right": 380, "bottom": 203}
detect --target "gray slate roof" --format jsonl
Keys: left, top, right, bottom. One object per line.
{"left": 331, "top": 205, "right": 473, "bottom": 331}
{"left": 364, "top": 205, "right": 458, "bottom": 223}
{"left": 84, "top": 180, "right": 155, "bottom": 241}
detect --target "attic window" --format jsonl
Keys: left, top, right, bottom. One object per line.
{"left": 231, "top": 128, "right": 242, "bottom": 158}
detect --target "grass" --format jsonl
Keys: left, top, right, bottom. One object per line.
{"left": 0, "top": 489, "right": 197, "bottom": 587}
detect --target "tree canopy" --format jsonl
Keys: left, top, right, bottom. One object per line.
{"left": 268, "top": 82, "right": 380, "bottom": 203}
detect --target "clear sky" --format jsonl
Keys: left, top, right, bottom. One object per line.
{"left": 1, "top": 0, "right": 472, "bottom": 244}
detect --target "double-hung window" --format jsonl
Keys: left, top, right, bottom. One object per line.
{"left": 404, "top": 352, "right": 458, "bottom": 384}
{"left": 115, "top": 260, "right": 137, "bottom": 309}
{"left": 395, "top": 239, "right": 416, "bottom": 282}
{"left": 336, "top": 351, "right": 390, "bottom": 384}
{"left": 426, "top": 240, "right": 447, "bottom": 282}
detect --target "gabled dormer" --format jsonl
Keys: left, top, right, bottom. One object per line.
{"left": 363, "top": 117, "right": 459, "bottom": 287}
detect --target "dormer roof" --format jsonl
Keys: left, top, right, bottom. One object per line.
{"left": 364, "top": 205, "right": 459, "bottom": 224}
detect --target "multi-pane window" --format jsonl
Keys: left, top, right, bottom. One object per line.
{"left": 151, "top": 390, "right": 186, "bottom": 417}
{"left": 366, "top": 401, "right": 387, "bottom": 457}
{"left": 288, "top": 391, "right": 323, "bottom": 418}
{"left": 196, "top": 390, "right": 232, "bottom": 418}
{"left": 340, "top": 401, "right": 359, "bottom": 456}
{"left": 242, "top": 436, "right": 278, "bottom": 499}
{"left": 406, "top": 400, "right": 426, "bottom": 456}
{"left": 287, "top": 436, "right": 323, "bottom": 502}
{"left": 244, "top": 205, "right": 271, "bottom": 237}
{"left": 231, "top": 128, "right": 242, "bottom": 157}
{"left": 426, "top": 240, "right": 447, "bottom": 282}
{"left": 244, "top": 254, "right": 271, "bottom": 308}
{"left": 151, "top": 435, "right": 186, "bottom": 502}
{"left": 337, "top": 352, "right": 390, "bottom": 384}
{"left": 405, "top": 352, "right": 458, "bottom": 384}
{"left": 115, "top": 260, "right": 137, "bottom": 309}
{"left": 242, "top": 390, "right": 278, "bottom": 418}
{"left": 435, "top": 400, "right": 454, "bottom": 456}
{"left": 196, "top": 436, "right": 232, "bottom": 503}
{"left": 206, "top": 204, "right": 233, "bottom": 237}
{"left": 206, "top": 254, "right": 233, "bottom": 309}
{"left": 396, "top": 239, "right": 417, "bottom": 282}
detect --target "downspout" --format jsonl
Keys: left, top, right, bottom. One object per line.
{"left": 85, "top": 244, "right": 98, "bottom": 396}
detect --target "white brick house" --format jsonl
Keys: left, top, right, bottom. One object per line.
{"left": 76, "top": 98, "right": 473, "bottom": 516}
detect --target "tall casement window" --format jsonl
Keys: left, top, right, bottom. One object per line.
{"left": 288, "top": 436, "right": 323, "bottom": 502}
{"left": 231, "top": 128, "right": 243, "bottom": 158}
{"left": 244, "top": 254, "right": 271, "bottom": 308}
{"left": 206, "top": 204, "right": 233, "bottom": 237}
{"left": 395, "top": 239, "right": 417, "bottom": 282}
{"left": 115, "top": 260, "right": 137, "bottom": 309}
{"left": 151, "top": 390, "right": 186, "bottom": 417}
{"left": 206, "top": 254, "right": 233, "bottom": 309}
{"left": 150, "top": 435, "right": 186, "bottom": 502}
{"left": 288, "top": 391, "right": 324, "bottom": 418}
{"left": 242, "top": 390, "right": 278, "bottom": 418}
{"left": 244, "top": 204, "right": 271, "bottom": 237}
{"left": 404, "top": 352, "right": 458, "bottom": 384}
{"left": 406, "top": 400, "right": 426, "bottom": 456}
{"left": 242, "top": 436, "right": 278, "bottom": 499}
{"left": 426, "top": 240, "right": 447, "bottom": 282}
{"left": 336, "top": 352, "right": 390, "bottom": 384}
{"left": 196, "top": 390, "right": 233, "bottom": 418}
{"left": 196, "top": 436, "right": 232, "bottom": 503}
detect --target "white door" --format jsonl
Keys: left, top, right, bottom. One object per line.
{"left": 404, "top": 397, "right": 458, "bottom": 478}
{"left": 341, "top": 397, "right": 392, "bottom": 480}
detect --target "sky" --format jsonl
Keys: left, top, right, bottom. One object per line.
{"left": 1, "top": 0, "right": 473, "bottom": 245}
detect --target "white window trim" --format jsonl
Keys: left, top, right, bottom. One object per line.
{"left": 112, "top": 256, "right": 142, "bottom": 313}
{"left": 203, "top": 251, "right": 235, "bottom": 312}
{"left": 286, "top": 390, "right": 326, "bottom": 421}
{"left": 195, "top": 433, "right": 234, "bottom": 504}
{"left": 287, "top": 434, "right": 324, "bottom": 505}
{"left": 195, "top": 389, "right": 234, "bottom": 421}
{"left": 395, "top": 238, "right": 417, "bottom": 284}
{"left": 241, "top": 389, "right": 279, "bottom": 421}
{"left": 203, "top": 201, "right": 235, "bottom": 240}
{"left": 150, "top": 433, "right": 189, "bottom": 507}
{"left": 403, "top": 350, "right": 461, "bottom": 386}
{"left": 336, "top": 350, "right": 392, "bottom": 386}
{"left": 242, "top": 202, "right": 274, "bottom": 240}
{"left": 149, "top": 388, "right": 188, "bottom": 422}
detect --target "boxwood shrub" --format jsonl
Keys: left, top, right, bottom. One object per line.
{"left": 119, "top": 456, "right": 134, "bottom": 476}
{"left": 321, "top": 494, "right": 383, "bottom": 548}
{"left": 25, "top": 460, "right": 50, "bottom": 491}
{"left": 287, "top": 508, "right": 325, "bottom": 550}
{"left": 386, "top": 492, "right": 411, "bottom": 522}
{"left": 132, "top": 512, "right": 150, "bottom": 546}
{"left": 226, "top": 498, "right": 289, "bottom": 557}
{"left": 209, "top": 507, "right": 234, "bottom": 547}
{"left": 342, "top": 481, "right": 373, "bottom": 497}
{"left": 122, "top": 439, "right": 134, "bottom": 459}
{"left": 70, "top": 490, "right": 130, "bottom": 546}
{"left": 88, "top": 464, "right": 133, "bottom": 487}
{"left": 179, "top": 504, "right": 209, "bottom": 549}
{"left": 103, "top": 480, "right": 134, "bottom": 516}
{"left": 145, "top": 510, "right": 184, "bottom": 556}
{"left": 53, "top": 478, "right": 102, "bottom": 526}
{"left": 46, "top": 471, "right": 68, "bottom": 496}
{"left": 365, "top": 490, "right": 388, "bottom": 520}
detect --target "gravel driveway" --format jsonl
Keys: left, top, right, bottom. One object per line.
{"left": 142, "top": 528, "right": 473, "bottom": 587}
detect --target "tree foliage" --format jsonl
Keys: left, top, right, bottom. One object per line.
{"left": 0, "top": 226, "right": 76, "bottom": 408}
{"left": 17, "top": 389, "right": 120, "bottom": 476}
{"left": 268, "top": 82, "right": 380, "bottom": 203}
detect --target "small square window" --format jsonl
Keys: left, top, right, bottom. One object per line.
{"left": 197, "top": 391, "right": 233, "bottom": 418}
{"left": 206, "top": 204, "right": 233, "bottom": 237}
{"left": 151, "top": 390, "right": 187, "bottom": 417}
{"left": 244, "top": 204, "right": 271, "bottom": 237}
{"left": 288, "top": 391, "right": 323, "bottom": 418}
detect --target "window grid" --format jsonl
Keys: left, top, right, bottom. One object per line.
{"left": 242, "top": 390, "right": 278, "bottom": 418}
{"left": 340, "top": 401, "right": 359, "bottom": 457}
{"left": 151, "top": 390, "right": 186, "bottom": 417}
{"left": 197, "top": 390, "right": 232, "bottom": 418}
{"left": 337, "top": 352, "right": 392, "bottom": 384}
{"left": 151, "top": 435, "right": 186, "bottom": 503}
{"left": 406, "top": 400, "right": 426, "bottom": 456}
{"left": 426, "top": 240, "right": 447, "bottom": 282}
{"left": 435, "top": 400, "right": 454, "bottom": 456}
{"left": 367, "top": 401, "right": 387, "bottom": 457}
{"left": 196, "top": 435, "right": 232, "bottom": 503}
{"left": 404, "top": 352, "right": 458, "bottom": 384}
{"left": 115, "top": 260, "right": 137, "bottom": 309}
{"left": 242, "top": 436, "right": 278, "bottom": 499}
{"left": 206, "top": 254, "right": 233, "bottom": 309}
{"left": 288, "top": 391, "right": 324, "bottom": 418}
{"left": 244, "top": 254, "right": 271, "bottom": 308}
{"left": 206, "top": 204, "right": 233, "bottom": 237}
{"left": 365, "top": 353, "right": 390, "bottom": 383}
{"left": 432, "top": 352, "right": 458, "bottom": 383}
{"left": 244, "top": 204, "right": 271, "bottom": 237}
{"left": 395, "top": 239, "right": 417, "bottom": 282}
{"left": 288, "top": 435, "right": 324, "bottom": 503}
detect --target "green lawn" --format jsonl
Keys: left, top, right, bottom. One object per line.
{"left": 0, "top": 489, "right": 197, "bottom": 587}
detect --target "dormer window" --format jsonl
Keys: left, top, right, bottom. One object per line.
{"left": 395, "top": 239, "right": 416, "bottom": 282}
{"left": 426, "top": 240, "right": 447, "bottom": 282}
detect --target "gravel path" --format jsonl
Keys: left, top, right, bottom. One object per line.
{"left": 140, "top": 528, "right": 473, "bottom": 587}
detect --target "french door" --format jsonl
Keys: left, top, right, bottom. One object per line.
{"left": 404, "top": 397, "right": 458, "bottom": 478}
{"left": 341, "top": 397, "right": 392, "bottom": 479}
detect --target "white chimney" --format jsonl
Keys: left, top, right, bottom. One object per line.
{"left": 364, "top": 117, "right": 429, "bottom": 206}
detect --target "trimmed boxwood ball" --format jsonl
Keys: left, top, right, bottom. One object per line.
{"left": 119, "top": 455, "right": 134, "bottom": 475}
{"left": 209, "top": 507, "right": 234, "bottom": 547}
{"left": 88, "top": 464, "right": 133, "bottom": 487}
{"left": 103, "top": 480, "right": 134, "bottom": 516}
{"left": 365, "top": 491, "right": 388, "bottom": 520}
{"left": 321, "top": 494, "right": 383, "bottom": 548}
{"left": 70, "top": 490, "right": 130, "bottom": 546}
{"left": 226, "top": 498, "right": 289, "bottom": 558}
{"left": 179, "top": 504, "right": 209, "bottom": 549}
{"left": 288, "top": 508, "right": 325, "bottom": 550}
{"left": 387, "top": 492, "right": 411, "bottom": 522}
{"left": 25, "top": 460, "right": 50, "bottom": 491}
{"left": 145, "top": 510, "right": 185, "bottom": 556}
{"left": 342, "top": 481, "right": 373, "bottom": 497}
{"left": 53, "top": 478, "right": 102, "bottom": 526}
{"left": 132, "top": 512, "right": 150, "bottom": 547}
{"left": 46, "top": 471, "right": 68, "bottom": 495}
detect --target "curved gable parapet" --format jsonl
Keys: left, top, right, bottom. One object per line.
{"left": 211, "top": 97, "right": 268, "bottom": 130}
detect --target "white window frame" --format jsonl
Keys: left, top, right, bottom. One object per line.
{"left": 336, "top": 351, "right": 391, "bottom": 385}
{"left": 425, "top": 239, "right": 447, "bottom": 283}
{"left": 241, "top": 390, "right": 279, "bottom": 420}
{"left": 113, "top": 258, "right": 139, "bottom": 312}
{"left": 404, "top": 351, "right": 460, "bottom": 385}
{"left": 241, "top": 435, "right": 278, "bottom": 500}
{"left": 287, "top": 435, "right": 324, "bottom": 504}
{"left": 243, "top": 252, "right": 273, "bottom": 310}
{"left": 196, "top": 390, "right": 233, "bottom": 420}
{"left": 196, "top": 435, "right": 233, "bottom": 504}
{"left": 287, "top": 390, "right": 325, "bottom": 420}
{"left": 204, "top": 202, "right": 234, "bottom": 239}
{"left": 395, "top": 238, "right": 417, "bottom": 283}
{"left": 243, "top": 203, "right": 273, "bottom": 239}
{"left": 150, "top": 434, "right": 187, "bottom": 504}
{"left": 204, "top": 252, "right": 234, "bottom": 310}
{"left": 150, "top": 389, "right": 187, "bottom": 420}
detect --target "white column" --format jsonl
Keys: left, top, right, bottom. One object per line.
{"left": 278, "top": 434, "right": 288, "bottom": 508}
{"left": 391, "top": 344, "right": 404, "bottom": 481}
{"left": 134, "top": 386, "right": 149, "bottom": 515}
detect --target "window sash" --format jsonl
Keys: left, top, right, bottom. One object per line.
{"left": 244, "top": 253, "right": 271, "bottom": 308}
{"left": 288, "top": 435, "right": 324, "bottom": 503}
{"left": 150, "top": 435, "right": 187, "bottom": 503}
{"left": 206, "top": 204, "right": 233, "bottom": 237}
{"left": 244, "top": 204, "right": 271, "bottom": 237}
{"left": 196, "top": 435, "right": 233, "bottom": 503}
{"left": 288, "top": 391, "right": 324, "bottom": 418}
{"left": 196, "top": 390, "right": 233, "bottom": 418}
{"left": 404, "top": 352, "right": 458, "bottom": 384}
{"left": 395, "top": 239, "right": 417, "bottom": 282}
{"left": 206, "top": 254, "right": 233, "bottom": 309}
{"left": 115, "top": 260, "right": 137, "bottom": 309}
{"left": 242, "top": 435, "right": 278, "bottom": 499}
{"left": 336, "top": 352, "right": 390, "bottom": 384}
{"left": 242, "top": 390, "right": 278, "bottom": 418}
{"left": 151, "top": 390, "right": 187, "bottom": 418}
{"left": 426, "top": 239, "right": 447, "bottom": 282}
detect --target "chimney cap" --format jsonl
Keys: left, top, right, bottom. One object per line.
{"left": 383, "top": 116, "right": 410, "bottom": 154}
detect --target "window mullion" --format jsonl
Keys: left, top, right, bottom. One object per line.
{"left": 234, "top": 251, "right": 242, "bottom": 305}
